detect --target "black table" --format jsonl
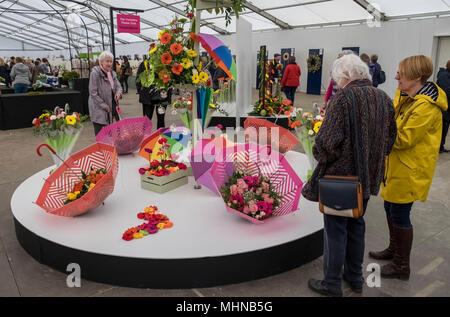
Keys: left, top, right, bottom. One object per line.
{"left": 209, "top": 115, "right": 290, "bottom": 130}
{"left": 0, "top": 88, "right": 83, "bottom": 130}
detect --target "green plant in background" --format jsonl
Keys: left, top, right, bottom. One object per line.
{"left": 0, "top": 76, "right": 5, "bottom": 83}
{"left": 62, "top": 71, "right": 80, "bottom": 83}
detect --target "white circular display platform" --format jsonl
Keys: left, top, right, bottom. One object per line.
{"left": 11, "top": 151, "right": 323, "bottom": 288}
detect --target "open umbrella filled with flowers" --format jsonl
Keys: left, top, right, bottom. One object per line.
{"left": 35, "top": 143, "right": 119, "bottom": 217}
{"left": 32, "top": 106, "right": 88, "bottom": 168}
{"left": 209, "top": 143, "right": 303, "bottom": 224}
{"left": 244, "top": 117, "right": 298, "bottom": 154}
{"left": 95, "top": 116, "right": 152, "bottom": 155}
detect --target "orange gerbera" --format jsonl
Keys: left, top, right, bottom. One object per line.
{"left": 189, "top": 33, "right": 201, "bottom": 42}
{"left": 170, "top": 43, "right": 183, "bottom": 55}
{"left": 171, "top": 63, "right": 184, "bottom": 75}
{"left": 160, "top": 32, "right": 171, "bottom": 45}
{"left": 161, "top": 53, "right": 173, "bottom": 65}
{"left": 158, "top": 69, "right": 171, "bottom": 84}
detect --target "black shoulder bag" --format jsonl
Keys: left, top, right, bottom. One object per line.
{"left": 318, "top": 90, "right": 364, "bottom": 218}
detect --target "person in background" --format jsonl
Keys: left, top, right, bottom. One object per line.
{"left": 371, "top": 56, "right": 447, "bottom": 281}
{"left": 40, "top": 58, "right": 51, "bottom": 75}
{"left": 32, "top": 60, "right": 44, "bottom": 84}
{"left": 323, "top": 50, "right": 355, "bottom": 109}
{"left": 120, "top": 56, "right": 131, "bottom": 94}
{"left": 303, "top": 54, "right": 396, "bottom": 297}
{"left": 281, "top": 56, "right": 301, "bottom": 105}
{"left": 360, "top": 53, "right": 371, "bottom": 68}
{"left": 370, "top": 54, "right": 383, "bottom": 88}
{"left": 436, "top": 60, "right": 450, "bottom": 153}
{"left": 88, "top": 51, "right": 122, "bottom": 136}
{"left": 9, "top": 56, "right": 15, "bottom": 69}
{"left": 10, "top": 57, "right": 31, "bottom": 93}
{"left": 136, "top": 59, "right": 172, "bottom": 129}
{"left": 25, "top": 59, "right": 34, "bottom": 73}
{"left": 0, "top": 58, "right": 11, "bottom": 87}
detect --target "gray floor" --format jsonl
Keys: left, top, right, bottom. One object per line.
{"left": 1, "top": 89, "right": 449, "bottom": 297}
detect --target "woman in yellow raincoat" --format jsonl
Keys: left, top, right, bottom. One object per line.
{"left": 369, "top": 56, "right": 448, "bottom": 280}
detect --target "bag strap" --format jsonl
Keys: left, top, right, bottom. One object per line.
{"left": 347, "top": 89, "right": 362, "bottom": 180}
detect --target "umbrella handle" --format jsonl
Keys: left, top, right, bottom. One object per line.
{"left": 37, "top": 143, "right": 56, "bottom": 156}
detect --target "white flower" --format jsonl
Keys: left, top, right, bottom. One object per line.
{"left": 177, "top": 37, "right": 183, "bottom": 42}
{"left": 183, "top": 46, "right": 188, "bottom": 51}
{"left": 50, "top": 115, "right": 57, "bottom": 120}
{"left": 315, "top": 115, "right": 323, "bottom": 120}
{"left": 308, "top": 130, "right": 314, "bottom": 136}
{"left": 187, "top": 101, "right": 192, "bottom": 105}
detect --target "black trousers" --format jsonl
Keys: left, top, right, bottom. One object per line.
{"left": 441, "top": 118, "right": 450, "bottom": 149}
{"left": 283, "top": 86, "right": 297, "bottom": 105}
{"left": 143, "top": 103, "right": 167, "bottom": 129}
{"left": 93, "top": 122, "right": 107, "bottom": 136}
{"left": 121, "top": 75, "right": 129, "bottom": 93}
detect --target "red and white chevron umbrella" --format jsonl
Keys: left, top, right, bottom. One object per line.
{"left": 35, "top": 143, "right": 119, "bottom": 217}
{"left": 210, "top": 143, "right": 303, "bottom": 223}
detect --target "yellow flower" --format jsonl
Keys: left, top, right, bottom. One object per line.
{"left": 199, "top": 72, "right": 208, "bottom": 82}
{"left": 187, "top": 49, "right": 197, "bottom": 58}
{"left": 39, "top": 113, "right": 50, "bottom": 119}
{"left": 133, "top": 232, "right": 144, "bottom": 239}
{"left": 158, "top": 30, "right": 165, "bottom": 39}
{"left": 144, "top": 60, "right": 148, "bottom": 71}
{"left": 192, "top": 73, "right": 200, "bottom": 84}
{"left": 181, "top": 58, "right": 192, "bottom": 69}
{"left": 149, "top": 46, "right": 157, "bottom": 55}
{"left": 67, "top": 192, "right": 77, "bottom": 200}
{"left": 197, "top": 61, "right": 203, "bottom": 71}
{"left": 66, "top": 115, "right": 76, "bottom": 125}
{"left": 313, "top": 121, "right": 322, "bottom": 133}
{"left": 209, "top": 103, "right": 216, "bottom": 109}
{"left": 145, "top": 206, "right": 155, "bottom": 214}
{"left": 88, "top": 183, "right": 95, "bottom": 192}
{"left": 157, "top": 223, "right": 165, "bottom": 230}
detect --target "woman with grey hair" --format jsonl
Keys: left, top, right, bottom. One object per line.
{"left": 89, "top": 51, "right": 122, "bottom": 135}
{"left": 303, "top": 54, "right": 397, "bottom": 296}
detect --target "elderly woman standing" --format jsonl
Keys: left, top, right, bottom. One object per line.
{"left": 302, "top": 54, "right": 397, "bottom": 296}
{"left": 370, "top": 56, "right": 447, "bottom": 280}
{"left": 89, "top": 51, "right": 122, "bottom": 136}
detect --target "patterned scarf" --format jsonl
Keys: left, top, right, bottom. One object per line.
{"left": 99, "top": 65, "right": 114, "bottom": 91}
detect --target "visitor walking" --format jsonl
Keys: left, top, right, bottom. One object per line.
{"left": 10, "top": 57, "right": 31, "bottom": 94}
{"left": 120, "top": 56, "right": 131, "bottom": 94}
{"left": 9, "top": 56, "right": 15, "bottom": 69}
{"left": 40, "top": 58, "right": 51, "bottom": 75}
{"left": 436, "top": 60, "right": 450, "bottom": 153}
{"left": 88, "top": 51, "right": 123, "bottom": 136}
{"left": 136, "top": 60, "right": 171, "bottom": 129}
{"left": 0, "top": 58, "right": 11, "bottom": 87}
{"left": 31, "top": 60, "right": 44, "bottom": 84}
{"left": 280, "top": 56, "right": 301, "bottom": 105}
{"left": 302, "top": 54, "right": 397, "bottom": 297}
{"left": 370, "top": 55, "right": 447, "bottom": 281}
{"left": 370, "top": 54, "right": 383, "bottom": 87}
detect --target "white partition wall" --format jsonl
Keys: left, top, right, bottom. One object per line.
{"left": 235, "top": 17, "right": 253, "bottom": 126}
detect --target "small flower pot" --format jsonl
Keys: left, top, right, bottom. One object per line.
{"left": 141, "top": 169, "right": 188, "bottom": 194}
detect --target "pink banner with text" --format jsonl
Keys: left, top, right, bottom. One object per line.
{"left": 117, "top": 14, "right": 140, "bottom": 34}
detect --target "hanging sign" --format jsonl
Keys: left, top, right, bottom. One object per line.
{"left": 117, "top": 14, "right": 141, "bottom": 34}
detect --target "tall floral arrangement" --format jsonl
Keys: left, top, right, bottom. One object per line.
{"left": 32, "top": 106, "right": 88, "bottom": 168}
{"left": 138, "top": 17, "right": 198, "bottom": 89}
{"left": 289, "top": 105, "right": 324, "bottom": 179}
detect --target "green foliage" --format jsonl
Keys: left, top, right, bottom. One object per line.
{"left": 62, "top": 71, "right": 80, "bottom": 83}
{"left": 187, "top": 0, "right": 247, "bottom": 26}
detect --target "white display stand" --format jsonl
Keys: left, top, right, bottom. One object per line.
{"left": 11, "top": 151, "right": 323, "bottom": 289}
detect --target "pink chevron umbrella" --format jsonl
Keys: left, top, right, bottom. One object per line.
{"left": 189, "top": 136, "right": 235, "bottom": 195}
{"left": 96, "top": 117, "right": 152, "bottom": 155}
{"left": 209, "top": 143, "right": 303, "bottom": 224}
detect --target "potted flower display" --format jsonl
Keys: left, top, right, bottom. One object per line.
{"left": 62, "top": 70, "right": 80, "bottom": 89}
{"left": 139, "top": 137, "right": 189, "bottom": 194}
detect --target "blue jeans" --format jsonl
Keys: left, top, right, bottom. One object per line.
{"left": 384, "top": 200, "right": 413, "bottom": 228}
{"left": 14, "top": 83, "right": 28, "bottom": 93}
{"left": 323, "top": 199, "right": 369, "bottom": 294}
{"left": 283, "top": 86, "right": 297, "bottom": 104}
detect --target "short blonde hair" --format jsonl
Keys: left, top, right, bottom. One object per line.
{"left": 332, "top": 54, "right": 372, "bottom": 87}
{"left": 0, "top": 58, "right": 4, "bottom": 66}
{"left": 398, "top": 55, "right": 433, "bottom": 84}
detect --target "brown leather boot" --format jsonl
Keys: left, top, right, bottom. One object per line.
{"left": 369, "top": 216, "right": 396, "bottom": 260}
{"left": 381, "top": 226, "right": 413, "bottom": 280}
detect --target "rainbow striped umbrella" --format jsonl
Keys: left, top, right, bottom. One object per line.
{"left": 198, "top": 33, "right": 237, "bottom": 80}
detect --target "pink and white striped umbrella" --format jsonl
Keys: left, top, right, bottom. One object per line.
{"left": 210, "top": 143, "right": 303, "bottom": 223}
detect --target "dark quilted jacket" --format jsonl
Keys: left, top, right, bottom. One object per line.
{"left": 302, "top": 79, "right": 397, "bottom": 201}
